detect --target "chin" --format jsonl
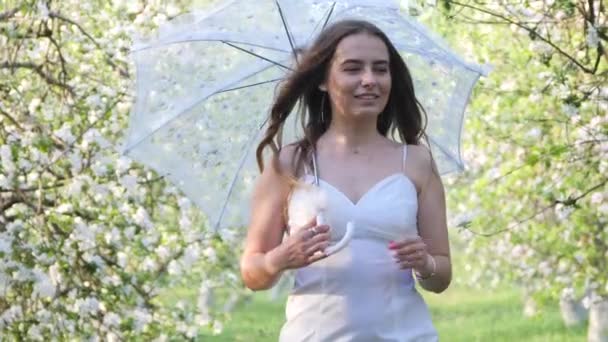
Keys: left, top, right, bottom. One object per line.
{"left": 351, "top": 107, "right": 384, "bottom": 118}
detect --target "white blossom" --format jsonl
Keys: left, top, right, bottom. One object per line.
{"left": 203, "top": 246, "right": 217, "bottom": 263}
{"left": 70, "top": 218, "right": 97, "bottom": 251}
{"left": 77, "top": 297, "right": 100, "bottom": 316}
{"left": 0, "top": 235, "right": 12, "bottom": 255}
{"left": 591, "top": 192, "right": 604, "bottom": 205}
{"left": 0, "top": 305, "right": 23, "bottom": 329}
{"left": 183, "top": 245, "right": 200, "bottom": 268}
{"left": 119, "top": 174, "right": 139, "bottom": 195}
{"left": 555, "top": 203, "right": 574, "bottom": 220}
{"left": 141, "top": 257, "right": 157, "bottom": 272}
{"left": 0, "top": 145, "right": 15, "bottom": 172}
{"left": 116, "top": 252, "right": 128, "bottom": 268}
{"left": 133, "top": 207, "right": 153, "bottom": 230}
{"left": 36, "top": 1, "right": 49, "bottom": 19}
{"left": 103, "top": 312, "right": 121, "bottom": 328}
{"left": 32, "top": 268, "right": 56, "bottom": 298}
{"left": 115, "top": 156, "right": 132, "bottom": 174}
{"left": 167, "top": 260, "right": 182, "bottom": 276}
{"left": 56, "top": 203, "right": 73, "bottom": 214}
{"left": 49, "top": 262, "right": 62, "bottom": 286}
{"left": 132, "top": 308, "right": 152, "bottom": 332}
{"left": 54, "top": 123, "right": 76, "bottom": 144}
{"left": 155, "top": 245, "right": 171, "bottom": 260}
{"left": 27, "top": 324, "right": 44, "bottom": 340}
{"left": 525, "top": 127, "right": 542, "bottom": 139}
{"left": 561, "top": 103, "right": 578, "bottom": 117}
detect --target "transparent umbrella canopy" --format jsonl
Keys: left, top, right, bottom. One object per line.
{"left": 122, "top": 0, "right": 487, "bottom": 233}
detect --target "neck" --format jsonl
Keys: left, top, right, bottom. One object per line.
{"left": 322, "top": 115, "right": 383, "bottom": 154}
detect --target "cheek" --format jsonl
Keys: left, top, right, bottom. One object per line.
{"left": 331, "top": 75, "right": 359, "bottom": 94}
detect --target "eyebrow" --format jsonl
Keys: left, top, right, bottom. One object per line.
{"left": 340, "top": 59, "right": 389, "bottom": 65}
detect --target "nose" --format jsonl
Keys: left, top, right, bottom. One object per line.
{"left": 360, "top": 69, "right": 377, "bottom": 87}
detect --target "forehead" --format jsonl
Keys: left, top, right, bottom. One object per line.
{"left": 332, "top": 33, "right": 389, "bottom": 63}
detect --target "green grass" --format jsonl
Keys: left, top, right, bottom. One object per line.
{"left": 198, "top": 285, "right": 586, "bottom": 341}
{"left": 422, "top": 287, "right": 586, "bottom": 342}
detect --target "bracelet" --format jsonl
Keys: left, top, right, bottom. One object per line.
{"left": 414, "top": 254, "right": 436, "bottom": 281}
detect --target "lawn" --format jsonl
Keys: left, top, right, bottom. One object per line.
{"left": 200, "top": 285, "right": 586, "bottom": 341}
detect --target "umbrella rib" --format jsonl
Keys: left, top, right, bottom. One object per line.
{"left": 275, "top": 0, "right": 298, "bottom": 64}
{"left": 214, "top": 116, "right": 271, "bottom": 231}
{"left": 321, "top": 2, "right": 337, "bottom": 30}
{"left": 306, "top": 1, "right": 336, "bottom": 43}
{"left": 133, "top": 38, "right": 290, "bottom": 54}
{"left": 222, "top": 41, "right": 293, "bottom": 71}
{"left": 123, "top": 62, "right": 279, "bottom": 154}
{"left": 427, "top": 135, "right": 464, "bottom": 171}
{"left": 216, "top": 77, "right": 283, "bottom": 94}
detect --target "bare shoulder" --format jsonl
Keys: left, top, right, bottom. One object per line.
{"left": 406, "top": 144, "right": 433, "bottom": 170}
{"left": 404, "top": 144, "right": 435, "bottom": 194}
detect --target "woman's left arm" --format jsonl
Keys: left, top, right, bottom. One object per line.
{"left": 414, "top": 150, "right": 451, "bottom": 293}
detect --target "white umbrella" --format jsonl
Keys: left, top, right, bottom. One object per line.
{"left": 122, "top": 0, "right": 487, "bottom": 233}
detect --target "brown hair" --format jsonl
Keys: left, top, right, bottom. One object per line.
{"left": 256, "top": 19, "right": 430, "bottom": 176}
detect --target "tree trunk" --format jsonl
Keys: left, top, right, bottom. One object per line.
{"left": 588, "top": 297, "right": 608, "bottom": 342}
{"left": 560, "top": 296, "right": 588, "bottom": 327}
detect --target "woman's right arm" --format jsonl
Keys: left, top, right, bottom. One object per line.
{"left": 239, "top": 149, "right": 292, "bottom": 290}
{"left": 240, "top": 148, "right": 330, "bottom": 290}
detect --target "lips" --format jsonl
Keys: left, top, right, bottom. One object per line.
{"left": 354, "top": 94, "right": 379, "bottom": 99}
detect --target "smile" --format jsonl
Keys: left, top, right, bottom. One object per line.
{"left": 354, "top": 94, "right": 379, "bottom": 99}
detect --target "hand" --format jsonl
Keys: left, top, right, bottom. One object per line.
{"left": 388, "top": 237, "right": 432, "bottom": 275}
{"left": 266, "top": 218, "right": 331, "bottom": 274}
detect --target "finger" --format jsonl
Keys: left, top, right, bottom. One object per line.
{"left": 307, "top": 244, "right": 329, "bottom": 263}
{"left": 394, "top": 242, "right": 427, "bottom": 257}
{"left": 388, "top": 237, "right": 422, "bottom": 249}
{"left": 305, "top": 232, "right": 331, "bottom": 246}
{"left": 297, "top": 223, "right": 330, "bottom": 236}
{"left": 398, "top": 259, "right": 414, "bottom": 269}
{"left": 308, "top": 251, "right": 327, "bottom": 264}
{"left": 402, "top": 251, "right": 428, "bottom": 265}
{"left": 312, "top": 224, "right": 331, "bottom": 234}
{"left": 305, "top": 240, "right": 329, "bottom": 256}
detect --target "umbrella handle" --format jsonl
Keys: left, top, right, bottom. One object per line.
{"left": 324, "top": 221, "right": 354, "bottom": 256}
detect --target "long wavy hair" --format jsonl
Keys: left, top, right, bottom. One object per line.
{"left": 256, "top": 19, "right": 430, "bottom": 176}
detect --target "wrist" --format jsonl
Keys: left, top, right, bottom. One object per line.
{"left": 415, "top": 254, "right": 436, "bottom": 280}
{"left": 264, "top": 246, "right": 285, "bottom": 276}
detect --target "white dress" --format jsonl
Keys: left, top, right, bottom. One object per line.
{"left": 279, "top": 145, "right": 438, "bottom": 342}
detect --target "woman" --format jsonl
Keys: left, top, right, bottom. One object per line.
{"left": 240, "top": 19, "right": 451, "bottom": 341}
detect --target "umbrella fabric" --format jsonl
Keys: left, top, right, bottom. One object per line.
{"left": 122, "top": 0, "right": 487, "bottom": 233}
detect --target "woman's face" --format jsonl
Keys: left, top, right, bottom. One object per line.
{"left": 321, "top": 32, "right": 392, "bottom": 120}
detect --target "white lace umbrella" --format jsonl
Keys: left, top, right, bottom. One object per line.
{"left": 122, "top": 0, "right": 487, "bottom": 233}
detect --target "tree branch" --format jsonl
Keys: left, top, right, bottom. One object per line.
{"left": 0, "top": 106, "right": 25, "bottom": 132}
{"left": 0, "top": 61, "right": 75, "bottom": 96}
{"left": 0, "top": 8, "right": 19, "bottom": 21}
{"left": 465, "top": 178, "right": 608, "bottom": 236}
{"left": 48, "top": 11, "right": 129, "bottom": 78}
{"left": 445, "top": 0, "right": 598, "bottom": 74}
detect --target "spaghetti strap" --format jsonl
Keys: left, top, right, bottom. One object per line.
{"left": 303, "top": 162, "right": 311, "bottom": 176}
{"left": 311, "top": 149, "right": 320, "bottom": 186}
{"left": 402, "top": 144, "right": 408, "bottom": 172}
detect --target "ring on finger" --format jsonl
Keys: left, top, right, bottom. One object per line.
{"left": 309, "top": 227, "right": 319, "bottom": 235}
